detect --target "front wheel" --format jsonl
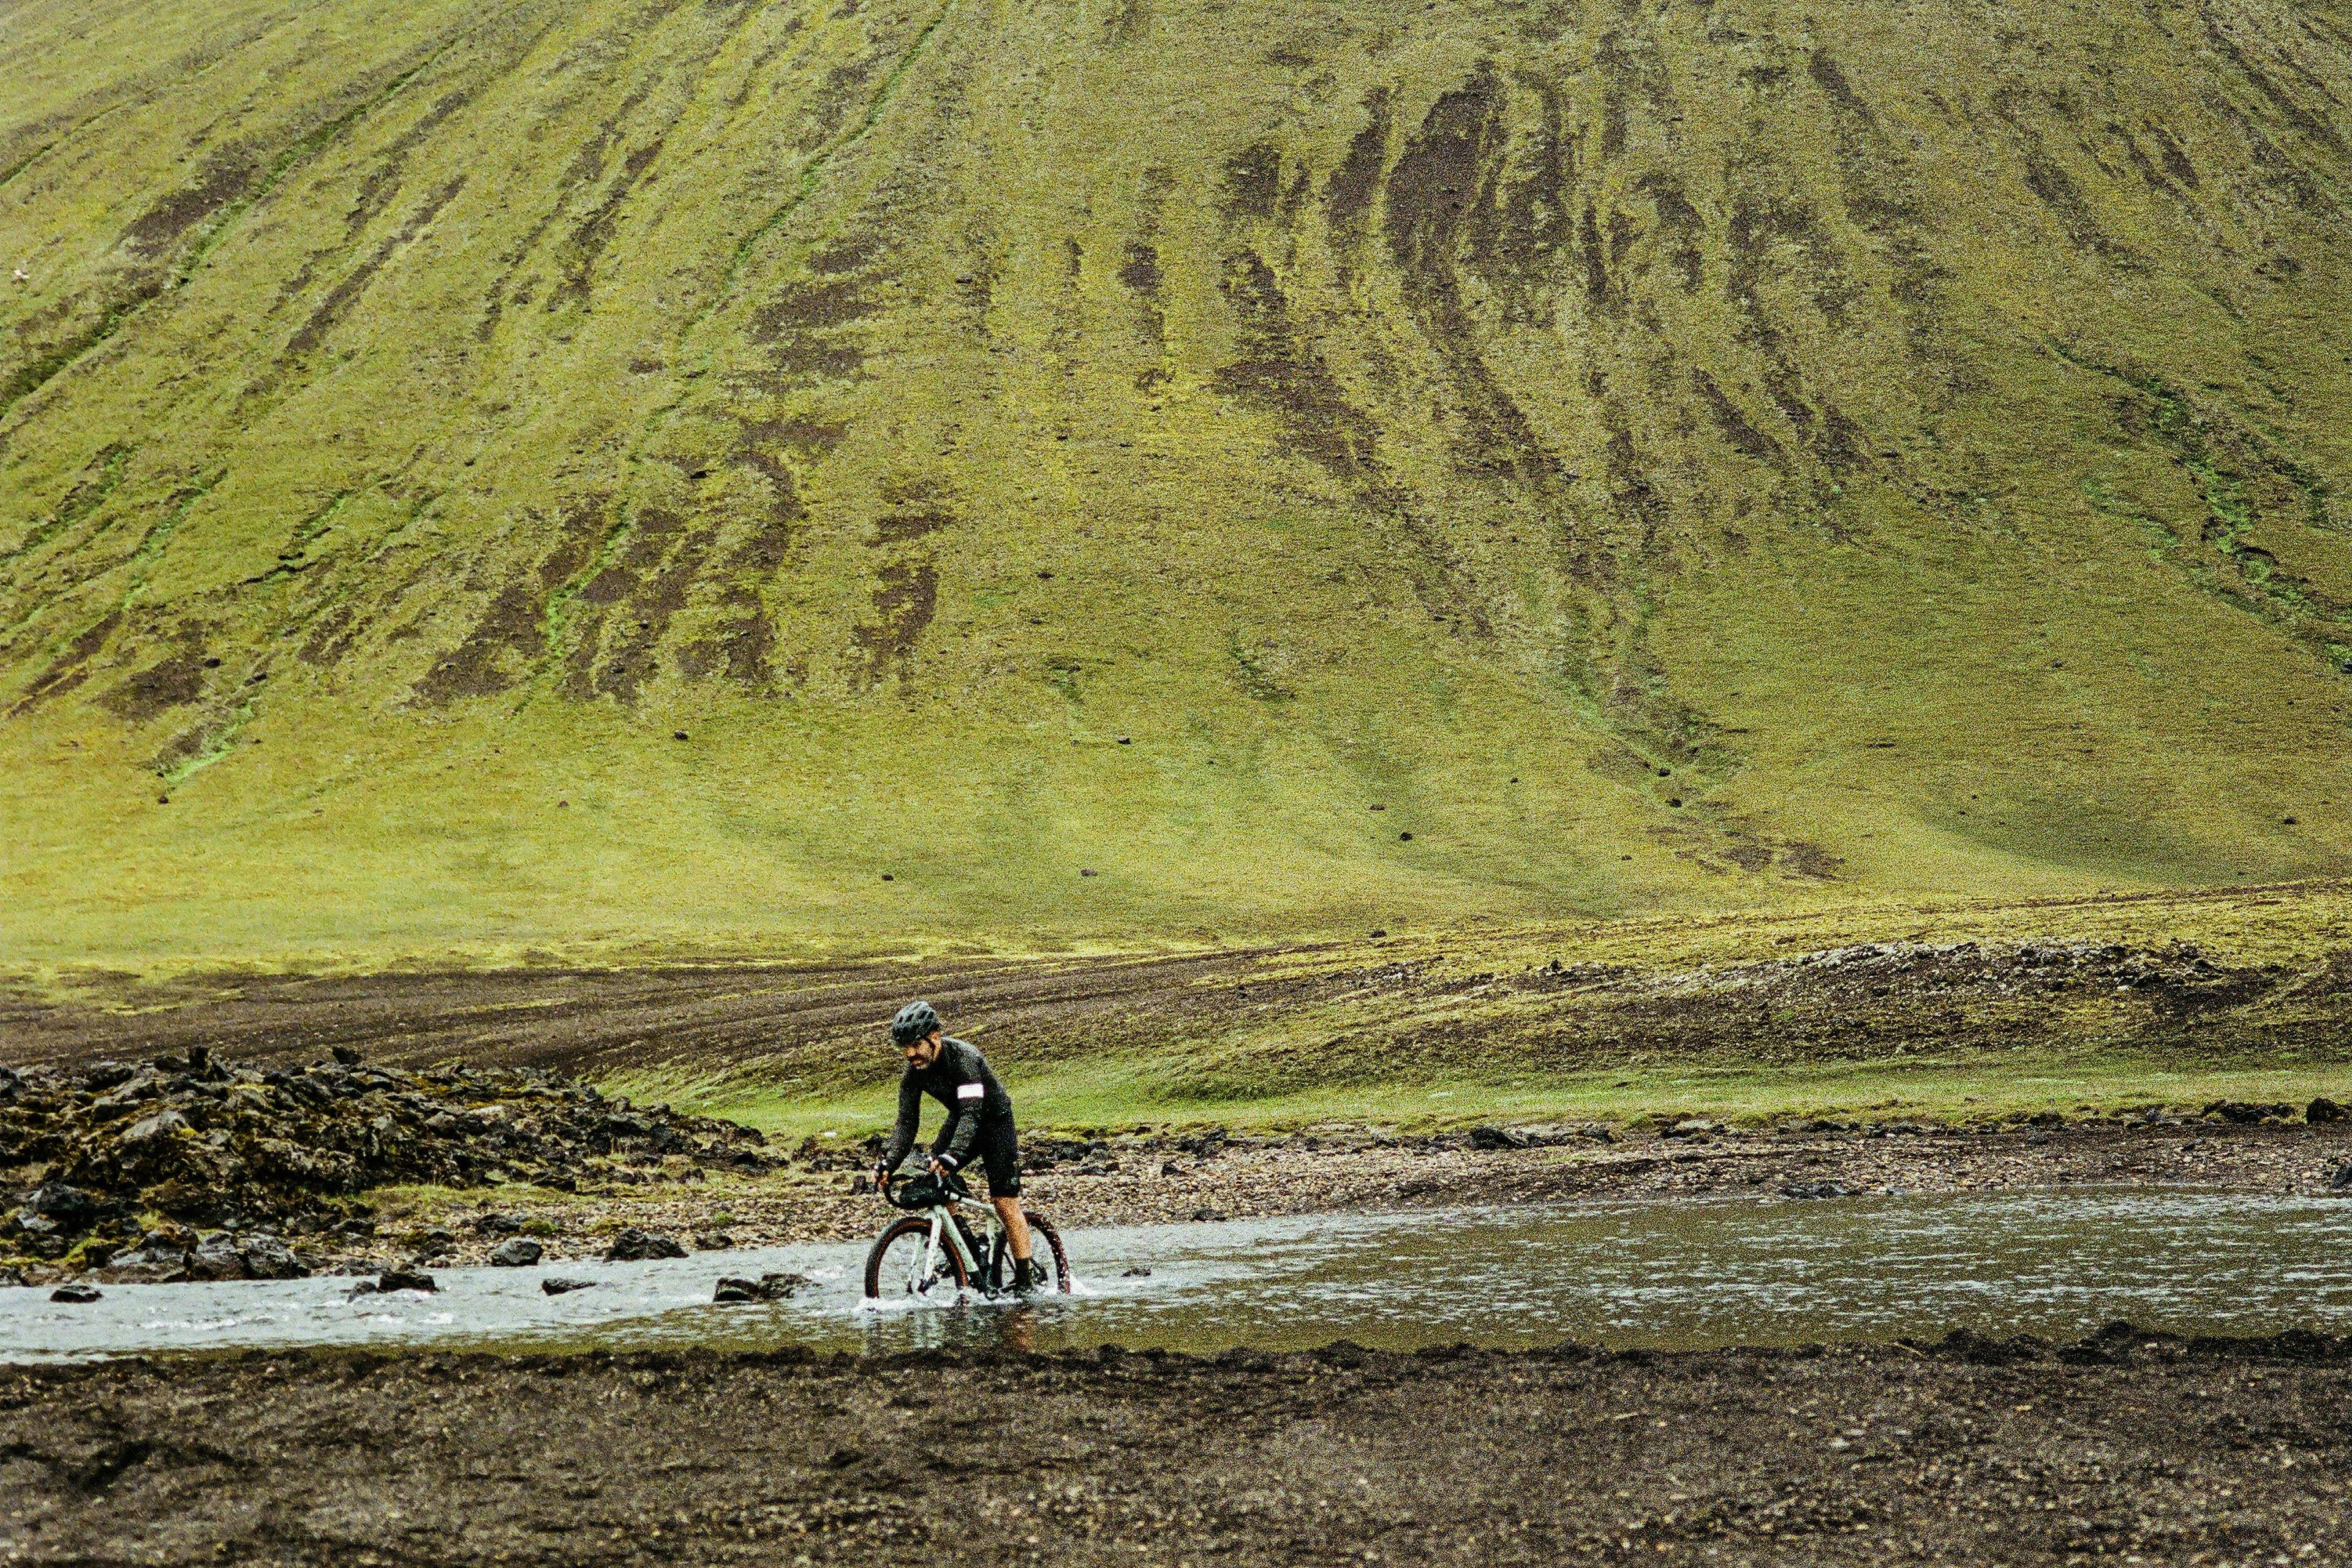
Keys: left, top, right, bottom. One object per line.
{"left": 864, "top": 1216, "right": 968, "bottom": 1302}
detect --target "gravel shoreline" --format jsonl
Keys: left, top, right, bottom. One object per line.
{"left": 55, "top": 1117, "right": 2339, "bottom": 1283}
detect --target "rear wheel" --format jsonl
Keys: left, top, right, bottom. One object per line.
{"left": 1018, "top": 1212, "right": 1072, "bottom": 1295}
{"left": 864, "top": 1216, "right": 968, "bottom": 1302}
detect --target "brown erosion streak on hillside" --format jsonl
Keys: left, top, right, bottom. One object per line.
{"left": 1, "top": 0, "right": 2341, "bottom": 716}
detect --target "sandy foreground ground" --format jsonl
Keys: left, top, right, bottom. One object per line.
{"left": 263, "top": 1118, "right": 2352, "bottom": 1274}
{"left": 2, "top": 1330, "right": 2346, "bottom": 1566}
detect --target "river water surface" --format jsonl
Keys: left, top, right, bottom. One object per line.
{"left": 6, "top": 1188, "right": 2350, "bottom": 1363}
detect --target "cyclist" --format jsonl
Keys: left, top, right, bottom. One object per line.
{"left": 872, "top": 1000, "right": 1039, "bottom": 1292}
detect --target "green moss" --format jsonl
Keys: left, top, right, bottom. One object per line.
{"left": 687, "top": 1055, "right": 2352, "bottom": 1143}
{"left": 588, "top": 884, "right": 2352, "bottom": 1139}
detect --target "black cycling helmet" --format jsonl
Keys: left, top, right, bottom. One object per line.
{"left": 890, "top": 1000, "right": 941, "bottom": 1046}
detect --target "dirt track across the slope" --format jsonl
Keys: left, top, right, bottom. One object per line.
{"left": 9, "top": 907, "right": 2346, "bottom": 1101}
{"left": 3, "top": 1331, "right": 2346, "bottom": 1567}
{"left": 0, "top": 949, "right": 1293, "bottom": 1076}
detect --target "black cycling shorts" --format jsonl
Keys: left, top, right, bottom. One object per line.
{"left": 933, "top": 1114, "right": 1020, "bottom": 1197}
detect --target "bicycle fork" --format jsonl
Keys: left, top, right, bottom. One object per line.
{"left": 922, "top": 1215, "right": 952, "bottom": 1291}
{"left": 926, "top": 1213, "right": 986, "bottom": 1292}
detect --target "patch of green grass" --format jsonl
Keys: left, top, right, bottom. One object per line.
{"left": 634, "top": 1054, "right": 2352, "bottom": 1144}
{"left": 581, "top": 884, "right": 2352, "bottom": 1140}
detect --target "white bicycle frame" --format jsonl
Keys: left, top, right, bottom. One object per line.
{"left": 909, "top": 1189, "right": 1003, "bottom": 1292}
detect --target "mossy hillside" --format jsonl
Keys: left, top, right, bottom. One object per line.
{"left": 2, "top": 0, "right": 2350, "bottom": 967}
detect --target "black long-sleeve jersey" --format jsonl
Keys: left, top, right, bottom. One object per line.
{"left": 881, "top": 1037, "right": 1012, "bottom": 1171}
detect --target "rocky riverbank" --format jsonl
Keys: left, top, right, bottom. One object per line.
{"left": 7, "top": 1041, "right": 2350, "bottom": 1289}
{"left": 4, "top": 1328, "right": 2347, "bottom": 1565}
{"left": 0, "top": 1109, "right": 2337, "bottom": 1290}
{"left": 0, "top": 1049, "right": 766, "bottom": 1282}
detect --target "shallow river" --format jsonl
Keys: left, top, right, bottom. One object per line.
{"left": 7, "top": 1188, "right": 2350, "bottom": 1363}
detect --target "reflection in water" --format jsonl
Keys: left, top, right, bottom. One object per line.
{"left": 995, "top": 1304, "right": 1039, "bottom": 1357}
{"left": 7, "top": 1188, "right": 2352, "bottom": 1364}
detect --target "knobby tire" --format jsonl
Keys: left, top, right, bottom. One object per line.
{"left": 864, "top": 1215, "right": 968, "bottom": 1300}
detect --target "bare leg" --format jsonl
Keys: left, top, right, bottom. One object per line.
{"left": 992, "top": 1194, "right": 1033, "bottom": 1262}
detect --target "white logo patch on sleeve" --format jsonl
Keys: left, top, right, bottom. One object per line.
{"left": 956, "top": 1082, "right": 985, "bottom": 1101}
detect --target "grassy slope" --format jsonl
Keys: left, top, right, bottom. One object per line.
{"left": 595, "top": 882, "right": 2352, "bottom": 1139}
{"left": 1, "top": 0, "right": 2350, "bottom": 971}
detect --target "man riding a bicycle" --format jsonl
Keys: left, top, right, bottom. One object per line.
{"left": 872, "top": 1000, "right": 1040, "bottom": 1293}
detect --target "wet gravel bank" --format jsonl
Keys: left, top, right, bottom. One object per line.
{"left": 2, "top": 1328, "right": 2345, "bottom": 1566}
{"left": 290, "top": 1118, "right": 2352, "bottom": 1274}
{"left": 8, "top": 1117, "right": 2332, "bottom": 1286}
{"left": 9, "top": 1090, "right": 2342, "bottom": 1288}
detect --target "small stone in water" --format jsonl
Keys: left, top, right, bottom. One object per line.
{"left": 714, "top": 1272, "right": 810, "bottom": 1303}
{"left": 541, "top": 1278, "right": 597, "bottom": 1295}
{"left": 377, "top": 1267, "right": 437, "bottom": 1293}
{"left": 606, "top": 1228, "right": 687, "bottom": 1262}
{"left": 50, "top": 1284, "right": 102, "bottom": 1303}
{"left": 488, "top": 1238, "right": 543, "bottom": 1267}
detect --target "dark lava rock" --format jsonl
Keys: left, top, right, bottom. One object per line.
{"left": 1781, "top": 1181, "right": 1860, "bottom": 1199}
{"left": 23, "top": 1183, "right": 105, "bottom": 1221}
{"left": 606, "top": 1228, "right": 687, "bottom": 1262}
{"left": 2309, "top": 1098, "right": 2345, "bottom": 1125}
{"left": 101, "top": 1241, "right": 190, "bottom": 1281}
{"left": 488, "top": 1238, "right": 543, "bottom": 1267}
{"left": 1190, "top": 1207, "right": 1228, "bottom": 1223}
{"left": 0, "top": 1049, "right": 770, "bottom": 1267}
{"left": 2330, "top": 1164, "right": 2352, "bottom": 1191}
{"left": 1121, "top": 1266, "right": 1153, "bottom": 1278}
{"left": 0, "top": 1266, "right": 26, "bottom": 1287}
{"left": 713, "top": 1272, "right": 809, "bottom": 1303}
{"left": 541, "top": 1278, "right": 595, "bottom": 1295}
{"left": 377, "top": 1267, "right": 437, "bottom": 1293}
{"left": 2205, "top": 1099, "right": 2294, "bottom": 1124}
{"left": 1159, "top": 1161, "right": 1183, "bottom": 1175}
{"left": 239, "top": 1234, "right": 308, "bottom": 1280}
{"left": 1467, "top": 1125, "right": 1528, "bottom": 1151}
{"left": 473, "top": 1212, "right": 525, "bottom": 1235}
{"left": 184, "top": 1239, "right": 251, "bottom": 1281}
{"left": 694, "top": 1232, "right": 734, "bottom": 1250}
{"left": 50, "top": 1284, "right": 102, "bottom": 1303}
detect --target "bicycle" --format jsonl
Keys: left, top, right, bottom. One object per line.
{"left": 862, "top": 1169, "right": 1072, "bottom": 1301}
